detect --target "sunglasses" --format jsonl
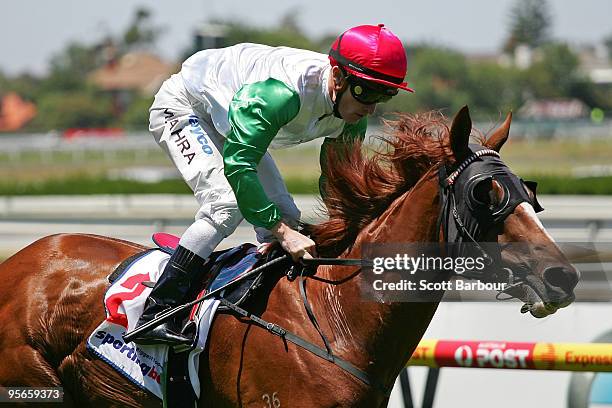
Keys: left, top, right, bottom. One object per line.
{"left": 347, "top": 78, "right": 399, "bottom": 105}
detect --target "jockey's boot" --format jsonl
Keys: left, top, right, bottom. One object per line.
{"left": 132, "top": 245, "right": 205, "bottom": 346}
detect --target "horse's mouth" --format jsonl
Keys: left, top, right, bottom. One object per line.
{"left": 498, "top": 258, "right": 579, "bottom": 318}
{"left": 518, "top": 284, "right": 575, "bottom": 318}
{"left": 500, "top": 276, "right": 576, "bottom": 318}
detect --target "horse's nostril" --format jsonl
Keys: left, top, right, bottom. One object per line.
{"left": 543, "top": 266, "right": 578, "bottom": 293}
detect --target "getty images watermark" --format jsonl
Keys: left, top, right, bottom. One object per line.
{"left": 360, "top": 242, "right": 606, "bottom": 302}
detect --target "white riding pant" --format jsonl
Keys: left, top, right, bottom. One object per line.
{"left": 149, "top": 79, "right": 300, "bottom": 260}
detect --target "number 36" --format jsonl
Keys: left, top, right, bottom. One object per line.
{"left": 262, "top": 392, "right": 280, "bottom": 407}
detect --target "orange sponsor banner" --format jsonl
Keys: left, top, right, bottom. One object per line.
{"left": 533, "top": 343, "right": 612, "bottom": 371}
{"left": 408, "top": 340, "right": 612, "bottom": 372}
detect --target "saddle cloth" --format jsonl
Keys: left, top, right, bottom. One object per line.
{"left": 86, "top": 249, "right": 219, "bottom": 400}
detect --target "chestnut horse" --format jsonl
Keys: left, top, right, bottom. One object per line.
{"left": 0, "top": 107, "right": 578, "bottom": 407}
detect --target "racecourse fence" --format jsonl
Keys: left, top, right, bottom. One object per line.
{"left": 1, "top": 119, "right": 611, "bottom": 165}
{"left": 0, "top": 132, "right": 159, "bottom": 165}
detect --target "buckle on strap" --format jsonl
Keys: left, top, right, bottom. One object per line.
{"left": 266, "top": 322, "right": 286, "bottom": 337}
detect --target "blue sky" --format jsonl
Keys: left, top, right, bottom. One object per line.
{"left": 2, "top": 0, "right": 611, "bottom": 75}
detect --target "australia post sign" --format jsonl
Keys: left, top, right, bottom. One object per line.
{"left": 409, "top": 339, "right": 612, "bottom": 372}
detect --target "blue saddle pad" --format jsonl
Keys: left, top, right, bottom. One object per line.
{"left": 150, "top": 234, "right": 272, "bottom": 305}
{"left": 207, "top": 244, "right": 261, "bottom": 293}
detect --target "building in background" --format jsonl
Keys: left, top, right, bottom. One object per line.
{"left": 88, "top": 52, "right": 176, "bottom": 115}
{"left": 0, "top": 92, "right": 37, "bottom": 132}
{"left": 578, "top": 44, "right": 612, "bottom": 87}
{"left": 518, "top": 98, "right": 590, "bottom": 120}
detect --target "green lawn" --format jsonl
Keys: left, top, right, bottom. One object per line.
{"left": 1, "top": 138, "right": 611, "bottom": 195}
{"left": 499, "top": 139, "right": 612, "bottom": 176}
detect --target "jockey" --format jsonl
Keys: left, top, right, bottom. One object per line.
{"left": 133, "top": 24, "right": 414, "bottom": 346}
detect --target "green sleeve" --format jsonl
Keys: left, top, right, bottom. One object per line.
{"left": 223, "top": 78, "right": 301, "bottom": 229}
{"left": 319, "top": 117, "right": 368, "bottom": 197}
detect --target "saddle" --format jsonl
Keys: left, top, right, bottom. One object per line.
{"left": 102, "top": 234, "right": 380, "bottom": 405}
{"left": 104, "top": 234, "right": 290, "bottom": 407}
{"left": 109, "top": 233, "right": 287, "bottom": 313}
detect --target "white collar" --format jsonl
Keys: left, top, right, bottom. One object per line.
{"left": 321, "top": 65, "right": 334, "bottom": 115}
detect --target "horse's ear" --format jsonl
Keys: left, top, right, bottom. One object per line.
{"left": 485, "top": 111, "right": 512, "bottom": 152}
{"left": 450, "top": 105, "right": 472, "bottom": 162}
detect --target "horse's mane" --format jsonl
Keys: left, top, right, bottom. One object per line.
{"left": 310, "top": 111, "right": 482, "bottom": 257}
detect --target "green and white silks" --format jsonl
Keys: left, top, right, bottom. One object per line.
{"left": 151, "top": 43, "right": 366, "bottom": 242}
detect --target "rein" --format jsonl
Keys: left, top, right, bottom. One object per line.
{"left": 217, "top": 278, "right": 392, "bottom": 395}
{"left": 217, "top": 257, "right": 393, "bottom": 395}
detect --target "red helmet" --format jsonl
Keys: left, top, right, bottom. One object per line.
{"left": 329, "top": 24, "right": 414, "bottom": 92}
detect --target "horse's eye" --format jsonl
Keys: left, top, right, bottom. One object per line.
{"left": 469, "top": 176, "right": 493, "bottom": 207}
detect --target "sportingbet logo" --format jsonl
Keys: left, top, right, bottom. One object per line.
{"left": 93, "top": 330, "right": 163, "bottom": 384}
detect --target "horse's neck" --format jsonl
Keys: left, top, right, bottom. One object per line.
{"left": 312, "top": 170, "right": 441, "bottom": 388}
